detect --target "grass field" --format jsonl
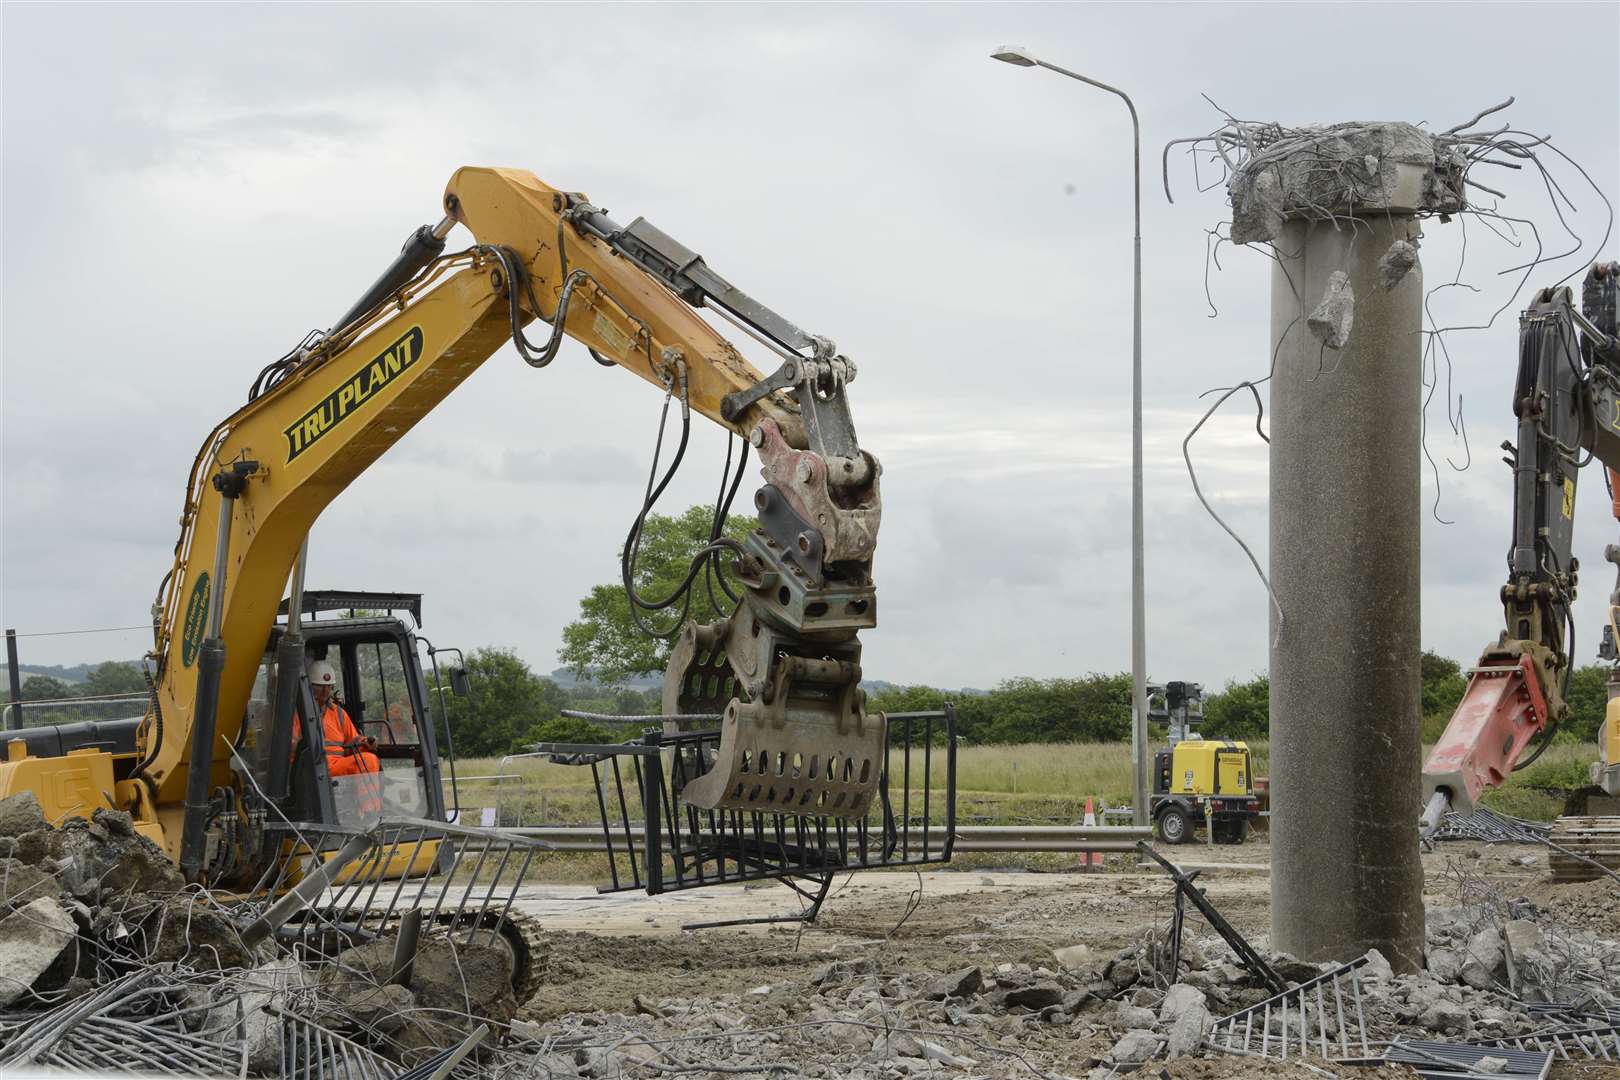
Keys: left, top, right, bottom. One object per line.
{"left": 447, "top": 738, "right": 1598, "bottom": 829}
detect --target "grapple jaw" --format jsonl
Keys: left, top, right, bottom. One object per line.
{"left": 662, "top": 605, "right": 885, "bottom": 820}
{"left": 677, "top": 658, "right": 885, "bottom": 819}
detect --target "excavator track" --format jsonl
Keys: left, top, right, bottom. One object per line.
{"left": 447, "top": 908, "right": 548, "bottom": 1006}
{"left": 309, "top": 907, "right": 548, "bottom": 1005}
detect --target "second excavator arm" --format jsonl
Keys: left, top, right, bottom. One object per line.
{"left": 130, "top": 167, "right": 884, "bottom": 877}
{"left": 1420, "top": 262, "right": 1620, "bottom": 838}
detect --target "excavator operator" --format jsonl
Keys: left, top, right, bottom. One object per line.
{"left": 296, "top": 661, "right": 383, "bottom": 819}
{"left": 305, "top": 661, "right": 379, "bottom": 778}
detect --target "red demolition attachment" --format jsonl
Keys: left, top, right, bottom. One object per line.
{"left": 1421, "top": 651, "right": 1550, "bottom": 823}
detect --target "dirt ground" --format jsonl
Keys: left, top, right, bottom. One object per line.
{"left": 512, "top": 835, "right": 1620, "bottom": 1078}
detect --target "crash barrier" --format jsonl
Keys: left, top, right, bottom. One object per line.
{"left": 498, "top": 822, "right": 1151, "bottom": 853}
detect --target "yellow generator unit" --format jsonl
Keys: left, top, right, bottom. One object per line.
{"left": 1151, "top": 739, "right": 1258, "bottom": 844}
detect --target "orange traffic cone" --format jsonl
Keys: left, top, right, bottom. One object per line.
{"left": 1082, "top": 796, "right": 1104, "bottom": 868}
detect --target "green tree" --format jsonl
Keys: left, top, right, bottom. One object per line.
{"left": 8, "top": 675, "right": 75, "bottom": 725}
{"left": 1563, "top": 664, "right": 1609, "bottom": 743}
{"left": 560, "top": 505, "right": 758, "bottom": 684}
{"left": 18, "top": 675, "right": 72, "bottom": 701}
{"left": 530, "top": 715, "right": 611, "bottom": 744}
{"left": 1202, "top": 675, "right": 1270, "bottom": 739}
{"left": 867, "top": 684, "right": 952, "bottom": 716}
{"left": 440, "top": 647, "right": 560, "bottom": 757}
{"left": 975, "top": 674, "right": 1132, "bottom": 743}
{"left": 84, "top": 661, "right": 145, "bottom": 696}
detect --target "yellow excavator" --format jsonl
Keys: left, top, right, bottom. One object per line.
{"left": 0, "top": 167, "right": 886, "bottom": 894}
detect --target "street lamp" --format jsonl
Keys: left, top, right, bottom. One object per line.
{"left": 991, "top": 46, "right": 1149, "bottom": 828}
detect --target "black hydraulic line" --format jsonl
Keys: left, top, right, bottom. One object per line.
{"left": 702, "top": 435, "right": 737, "bottom": 614}
{"left": 711, "top": 439, "right": 750, "bottom": 606}
{"left": 617, "top": 394, "right": 747, "bottom": 641}
{"left": 620, "top": 388, "right": 694, "bottom": 638}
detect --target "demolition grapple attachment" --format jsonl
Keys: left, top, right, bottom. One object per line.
{"left": 664, "top": 359, "right": 884, "bottom": 820}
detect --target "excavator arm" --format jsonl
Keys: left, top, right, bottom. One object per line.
{"left": 1420, "top": 262, "right": 1620, "bottom": 836}
{"left": 114, "top": 167, "right": 882, "bottom": 875}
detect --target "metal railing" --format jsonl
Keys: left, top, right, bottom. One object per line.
{"left": 522, "top": 709, "right": 962, "bottom": 924}
{"left": 234, "top": 816, "right": 552, "bottom": 959}
{"left": 1208, "top": 957, "right": 1372, "bottom": 1060}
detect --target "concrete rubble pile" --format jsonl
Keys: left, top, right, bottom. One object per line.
{"left": 6, "top": 782, "right": 1618, "bottom": 1078}
{"left": 507, "top": 893, "right": 1619, "bottom": 1079}
{"left": 0, "top": 791, "right": 526, "bottom": 1077}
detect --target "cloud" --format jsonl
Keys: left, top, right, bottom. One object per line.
{"left": 3, "top": 2, "right": 1617, "bottom": 693}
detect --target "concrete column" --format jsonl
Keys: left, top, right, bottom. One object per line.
{"left": 1268, "top": 215, "right": 1426, "bottom": 972}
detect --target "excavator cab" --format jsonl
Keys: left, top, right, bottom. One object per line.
{"left": 236, "top": 591, "right": 457, "bottom": 834}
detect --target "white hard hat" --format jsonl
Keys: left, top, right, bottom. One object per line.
{"left": 307, "top": 660, "right": 337, "bottom": 687}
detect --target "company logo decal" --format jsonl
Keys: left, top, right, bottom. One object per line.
{"left": 284, "top": 326, "right": 423, "bottom": 461}
{"left": 181, "top": 573, "right": 209, "bottom": 668}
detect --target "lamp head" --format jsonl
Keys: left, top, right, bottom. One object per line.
{"left": 990, "top": 46, "right": 1038, "bottom": 67}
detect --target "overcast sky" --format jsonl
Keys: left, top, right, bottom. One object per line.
{"left": 3, "top": 3, "right": 1617, "bottom": 693}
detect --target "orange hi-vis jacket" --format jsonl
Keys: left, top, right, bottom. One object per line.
{"left": 294, "top": 701, "right": 381, "bottom": 777}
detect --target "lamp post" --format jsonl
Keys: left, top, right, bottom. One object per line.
{"left": 991, "top": 46, "right": 1149, "bottom": 828}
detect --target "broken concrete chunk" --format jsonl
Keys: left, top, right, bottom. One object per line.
{"left": 1103, "top": 947, "right": 1143, "bottom": 990}
{"left": 0, "top": 792, "right": 46, "bottom": 838}
{"left": 1002, "top": 981, "right": 1064, "bottom": 1010}
{"left": 1052, "top": 944, "right": 1091, "bottom": 971}
{"left": 1417, "top": 999, "right": 1472, "bottom": 1037}
{"left": 913, "top": 1039, "right": 975, "bottom": 1067}
{"left": 1269, "top": 953, "right": 1325, "bottom": 985}
{"left": 325, "top": 932, "right": 516, "bottom": 1060}
{"left": 1159, "top": 983, "right": 1208, "bottom": 1022}
{"left": 1108, "top": 1028, "right": 1162, "bottom": 1064}
{"left": 1378, "top": 239, "right": 1419, "bottom": 290}
{"left": 1307, "top": 271, "right": 1355, "bottom": 350}
{"left": 90, "top": 807, "right": 135, "bottom": 837}
{"left": 8, "top": 830, "right": 50, "bottom": 867}
{"left": 52, "top": 816, "right": 183, "bottom": 899}
{"left": 1428, "top": 947, "right": 1463, "bottom": 983}
{"left": 211, "top": 956, "right": 305, "bottom": 1073}
{"left": 142, "top": 894, "right": 258, "bottom": 971}
{"left": 811, "top": 956, "right": 878, "bottom": 987}
{"left": 1166, "top": 1002, "right": 1212, "bottom": 1059}
{"left": 1232, "top": 167, "right": 1287, "bottom": 246}
{"left": 1472, "top": 1056, "right": 1510, "bottom": 1075}
{"left": 1461, "top": 927, "right": 1504, "bottom": 990}
{"left": 0, "top": 895, "right": 76, "bottom": 1007}
{"left": 1228, "top": 121, "right": 1468, "bottom": 245}
{"left": 1503, "top": 920, "right": 1542, "bottom": 958}
{"left": 1110, "top": 1002, "right": 1157, "bottom": 1029}
{"left": 919, "top": 966, "right": 982, "bottom": 1001}
{"left": 1361, "top": 948, "right": 1394, "bottom": 982}
{"left": 0, "top": 857, "right": 60, "bottom": 915}
{"left": 576, "top": 1045, "right": 633, "bottom": 1078}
